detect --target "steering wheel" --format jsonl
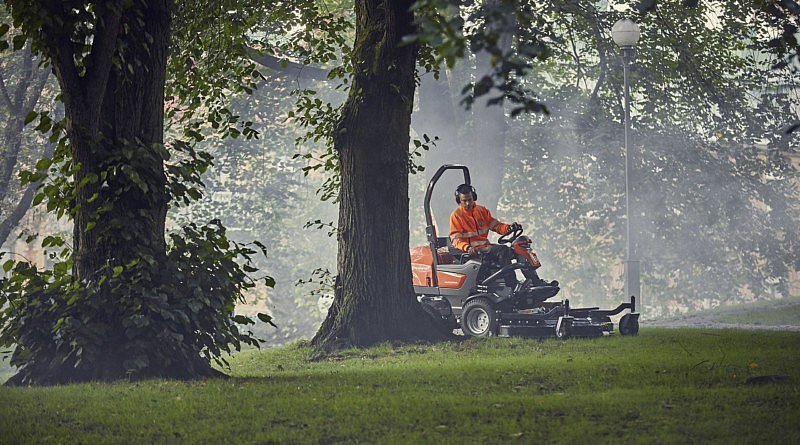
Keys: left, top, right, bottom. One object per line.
{"left": 498, "top": 223, "right": 523, "bottom": 244}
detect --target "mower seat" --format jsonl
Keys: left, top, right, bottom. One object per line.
{"left": 436, "top": 236, "right": 471, "bottom": 264}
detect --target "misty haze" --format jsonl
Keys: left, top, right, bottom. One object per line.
{"left": 0, "top": 0, "right": 798, "bottom": 442}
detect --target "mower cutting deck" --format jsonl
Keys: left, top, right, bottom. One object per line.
{"left": 411, "top": 164, "right": 639, "bottom": 339}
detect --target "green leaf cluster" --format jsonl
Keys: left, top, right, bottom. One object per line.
{"left": 0, "top": 219, "right": 274, "bottom": 383}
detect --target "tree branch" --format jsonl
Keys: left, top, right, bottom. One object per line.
{"left": 0, "top": 39, "right": 37, "bottom": 113}
{"left": 0, "top": 123, "right": 24, "bottom": 213}
{"left": 566, "top": 19, "right": 586, "bottom": 89}
{"left": 0, "top": 181, "right": 36, "bottom": 248}
{"left": 0, "top": 47, "right": 50, "bottom": 209}
{"left": 22, "top": 65, "right": 51, "bottom": 114}
{"left": 0, "top": 61, "right": 14, "bottom": 111}
{"left": 83, "top": 0, "right": 125, "bottom": 111}
{"left": 0, "top": 141, "right": 56, "bottom": 248}
{"left": 11, "top": 41, "right": 35, "bottom": 112}
{"left": 588, "top": 10, "right": 608, "bottom": 105}
{"left": 39, "top": 0, "right": 84, "bottom": 109}
{"left": 247, "top": 47, "right": 329, "bottom": 82}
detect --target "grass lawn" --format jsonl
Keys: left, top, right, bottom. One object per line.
{"left": 716, "top": 303, "right": 800, "bottom": 326}
{"left": 687, "top": 296, "right": 800, "bottom": 326}
{"left": 1, "top": 328, "right": 799, "bottom": 444}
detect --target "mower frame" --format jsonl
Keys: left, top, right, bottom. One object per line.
{"left": 413, "top": 164, "right": 640, "bottom": 338}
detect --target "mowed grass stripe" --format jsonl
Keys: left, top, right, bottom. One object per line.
{"left": 717, "top": 303, "right": 800, "bottom": 326}
{"left": 1, "top": 328, "right": 798, "bottom": 444}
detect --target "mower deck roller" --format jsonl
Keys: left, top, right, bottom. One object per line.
{"left": 412, "top": 164, "right": 640, "bottom": 339}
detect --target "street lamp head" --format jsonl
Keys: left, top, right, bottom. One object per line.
{"left": 611, "top": 18, "right": 641, "bottom": 48}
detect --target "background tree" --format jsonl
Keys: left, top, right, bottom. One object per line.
{"left": 0, "top": 0, "right": 273, "bottom": 385}
{"left": 0, "top": 20, "right": 55, "bottom": 247}
{"left": 170, "top": 73, "right": 341, "bottom": 344}
{"left": 309, "top": 0, "right": 454, "bottom": 352}
{"left": 496, "top": 0, "right": 799, "bottom": 312}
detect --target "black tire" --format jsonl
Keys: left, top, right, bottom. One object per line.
{"left": 460, "top": 298, "right": 497, "bottom": 337}
{"left": 619, "top": 314, "right": 639, "bottom": 336}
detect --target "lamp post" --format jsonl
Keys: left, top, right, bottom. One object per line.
{"left": 611, "top": 18, "right": 641, "bottom": 313}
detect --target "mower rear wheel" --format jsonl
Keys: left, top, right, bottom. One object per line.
{"left": 461, "top": 298, "right": 497, "bottom": 337}
{"left": 619, "top": 314, "right": 639, "bottom": 336}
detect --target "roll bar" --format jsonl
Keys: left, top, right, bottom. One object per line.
{"left": 424, "top": 164, "right": 471, "bottom": 288}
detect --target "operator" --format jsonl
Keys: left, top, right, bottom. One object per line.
{"left": 449, "top": 183, "right": 518, "bottom": 269}
{"left": 450, "top": 183, "right": 555, "bottom": 287}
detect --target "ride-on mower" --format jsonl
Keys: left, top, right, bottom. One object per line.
{"left": 411, "top": 164, "right": 639, "bottom": 338}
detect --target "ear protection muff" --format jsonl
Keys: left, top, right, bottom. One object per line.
{"left": 454, "top": 184, "right": 478, "bottom": 204}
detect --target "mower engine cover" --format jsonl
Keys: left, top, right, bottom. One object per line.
{"left": 512, "top": 236, "right": 541, "bottom": 269}
{"left": 410, "top": 245, "right": 466, "bottom": 289}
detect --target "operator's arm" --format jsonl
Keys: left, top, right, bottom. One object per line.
{"left": 449, "top": 212, "right": 471, "bottom": 252}
{"left": 485, "top": 208, "right": 511, "bottom": 235}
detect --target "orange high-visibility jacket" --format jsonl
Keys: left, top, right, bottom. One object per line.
{"left": 449, "top": 204, "right": 510, "bottom": 252}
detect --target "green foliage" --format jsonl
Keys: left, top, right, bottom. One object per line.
{"left": 0, "top": 0, "right": 299, "bottom": 382}
{"left": 409, "top": 133, "right": 438, "bottom": 175}
{"left": 760, "top": 0, "right": 800, "bottom": 70}
{"left": 0, "top": 219, "right": 273, "bottom": 382}
{"left": 295, "top": 267, "right": 335, "bottom": 298}
{"left": 411, "top": 0, "right": 551, "bottom": 115}
{"left": 499, "top": 0, "right": 799, "bottom": 314}
{"left": 291, "top": 88, "right": 345, "bottom": 202}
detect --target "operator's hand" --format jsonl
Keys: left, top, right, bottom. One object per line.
{"left": 468, "top": 246, "right": 487, "bottom": 255}
{"left": 506, "top": 222, "right": 522, "bottom": 234}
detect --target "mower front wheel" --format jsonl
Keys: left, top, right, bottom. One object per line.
{"left": 461, "top": 298, "right": 497, "bottom": 337}
{"left": 619, "top": 314, "right": 639, "bottom": 336}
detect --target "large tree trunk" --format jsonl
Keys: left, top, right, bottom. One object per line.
{"left": 311, "top": 0, "right": 453, "bottom": 353}
{"left": 69, "top": 4, "right": 169, "bottom": 281}
{"left": 5, "top": 0, "right": 221, "bottom": 385}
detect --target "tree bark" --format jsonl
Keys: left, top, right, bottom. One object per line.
{"left": 5, "top": 0, "right": 223, "bottom": 385}
{"left": 311, "top": 0, "right": 454, "bottom": 353}
{"left": 60, "top": 1, "right": 169, "bottom": 281}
